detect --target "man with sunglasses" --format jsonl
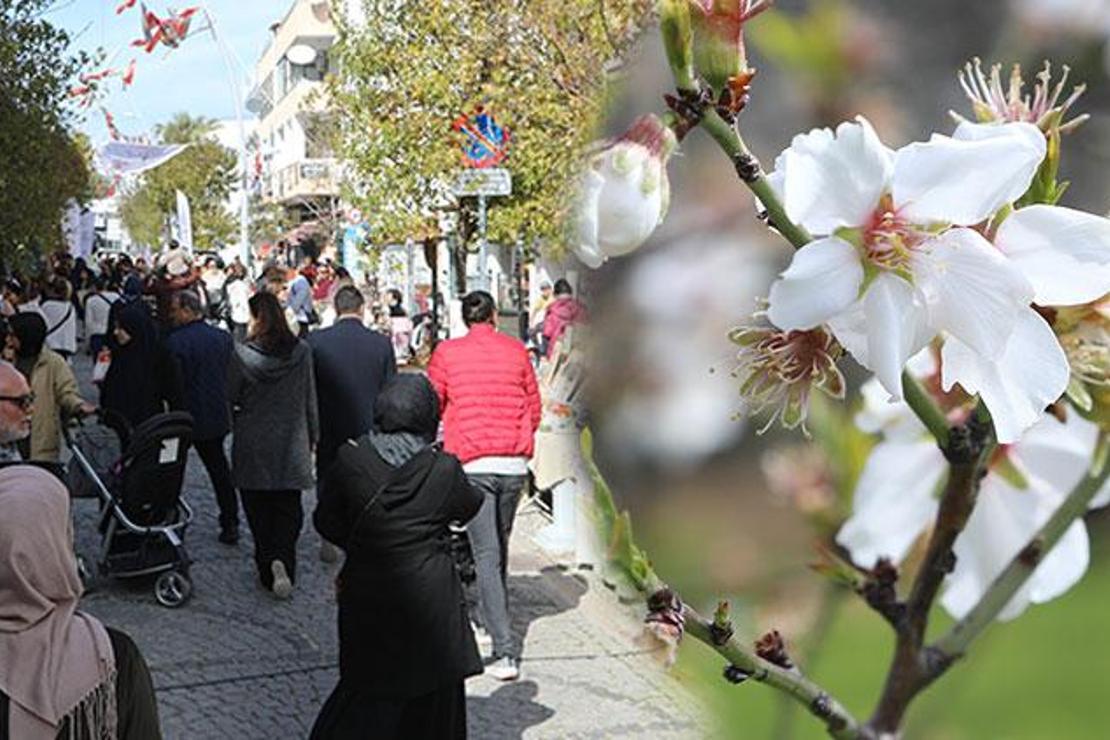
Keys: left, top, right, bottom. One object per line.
{"left": 0, "top": 361, "right": 33, "bottom": 462}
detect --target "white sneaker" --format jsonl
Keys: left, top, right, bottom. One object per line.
{"left": 270, "top": 560, "right": 293, "bottom": 600}
{"left": 485, "top": 655, "right": 520, "bottom": 681}
{"left": 471, "top": 621, "right": 493, "bottom": 654}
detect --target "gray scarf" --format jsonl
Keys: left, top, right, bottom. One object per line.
{"left": 369, "top": 430, "right": 427, "bottom": 467}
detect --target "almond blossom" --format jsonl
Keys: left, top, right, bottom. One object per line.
{"left": 838, "top": 365, "right": 1110, "bottom": 621}
{"left": 765, "top": 115, "right": 1110, "bottom": 442}
{"left": 573, "top": 115, "right": 676, "bottom": 269}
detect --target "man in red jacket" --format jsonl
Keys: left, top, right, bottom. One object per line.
{"left": 427, "top": 290, "right": 541, "bottom": 681}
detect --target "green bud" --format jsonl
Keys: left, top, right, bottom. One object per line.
{"left": 660, "top": 0, "right": 696, "bottom": 91}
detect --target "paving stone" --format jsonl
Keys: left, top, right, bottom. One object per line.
{"left": 67, "top": 354, "right": 708, "bottom": 738}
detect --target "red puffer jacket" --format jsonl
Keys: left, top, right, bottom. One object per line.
{"left": 427, "top": 323, "right": 542, "bottom": 464}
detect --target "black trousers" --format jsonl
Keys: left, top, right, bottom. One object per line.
{"left": 240, "top": 489, "right": 303, "bottom": 588}
{"left": 193, "top": 435, "right": 240, "bottom": 532}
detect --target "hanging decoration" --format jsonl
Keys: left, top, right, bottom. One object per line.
{"left": 132, "top": 5, "right": 200, "bottom": 53}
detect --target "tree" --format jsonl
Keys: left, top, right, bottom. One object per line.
{"left": 120, "top": 113, "right": 237, "bottom": 251}
{"left": 329, "top": 0, "right": 656, "bottom": 262}
{"left": 0, "top": 0, "right": 92, "bottom": 264}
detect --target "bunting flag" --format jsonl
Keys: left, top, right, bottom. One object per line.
{"left": 132, "top": 5, "right": 200, "bottom": 52}
{"left": 115, "top": 0, "right": 137, "bottom": 14}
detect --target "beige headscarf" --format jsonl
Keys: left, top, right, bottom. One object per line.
{"left": 0, "top": 466, "right": 117, "bottom": 739}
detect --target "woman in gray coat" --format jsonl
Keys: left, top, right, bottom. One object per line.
{"left": 229, "top": 291, "right": 319, "bottom": 598}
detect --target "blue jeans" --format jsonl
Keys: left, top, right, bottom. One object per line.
{"left": 465, "top": 474, "right": 526, "bottom": 659}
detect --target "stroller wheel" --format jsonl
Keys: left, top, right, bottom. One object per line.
{"left": 76, "top": 555, "right": 92, "bottom": 587}
{"left": 154, "top": 570, "right": 192, "bottom": 608}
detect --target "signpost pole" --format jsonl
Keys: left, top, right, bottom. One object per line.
{"left": 477, "top": 194, "right": 489, "bottom": 291}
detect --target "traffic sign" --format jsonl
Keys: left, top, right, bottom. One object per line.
{"left": 454, "top": 168, "right": 512, "bottom": 197}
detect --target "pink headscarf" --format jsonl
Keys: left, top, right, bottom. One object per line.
{"left": 0, "top": 466, "right": 117, "bottom": 739}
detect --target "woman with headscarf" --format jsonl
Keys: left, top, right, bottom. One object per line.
{"left": 229, "top": 291, "right": 318, "bottom": 599}
{"left": 310, "top": 374, "right": 483, "bottom": 740}
{"left": 100, "top": 301, "right": 184, "bottom": 430}
{"left": 0, "top": 465, "right": 161, "bottom": 739}
{"left": 6, "top": 313, "right": 95, "bottom": 462}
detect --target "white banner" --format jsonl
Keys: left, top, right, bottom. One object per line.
{"left": 175, "top": 190, "right": 193, "bottom": 251}
{"left": 97, "top": 141, "right": 187, "bottom": 176}
{"left": 62, "top": 200, "right": 96, "bottom": 259}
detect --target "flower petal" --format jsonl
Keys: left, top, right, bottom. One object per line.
{"left": 595, "top": 144, "right": 665, "bottom": 257}
{"left": 893, "top": 123, "right": 1045, "bottom": 226}
{"left": 940, "top": 308, "right": 1069, "bottom": 443}
{"left": 766, "top": 236, "right": 864, "bottom": 330}
{"left": 860, "top": 273, "right": 932, "bottom": 399}
{"left": 836, "top": 439, "right": 946, "bottom": 567}
{"left": 1012, "top": 414, "right": 1098, "bottom": 494}
{"left": 855, "top": 378, "right": 928, "bottom": 441}
{"left": 780, "top": 116, "right": 894, "bottom": 234}
{"left": 942, "top": 478, "right": 1089, "bottom": 621}
{"left": 995, "top": 205, "right": 1110, "bottom": 306}
{"left": 913, "top": 227, "right": 1034, "bottom": 358}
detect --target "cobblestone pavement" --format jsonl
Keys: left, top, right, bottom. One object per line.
{"left": 67, "top": 356, "right": 708, "bottom": 739}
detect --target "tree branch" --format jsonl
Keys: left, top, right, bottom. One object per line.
{"left": 697, "top": 108, "right": 812, "bottom": 249}
{"left": 680, "top": 603, "right": 869, "bottom": 740}
{"left": 933, "top": 459, "right": 1110, "bottom": 661}
{"left": 867, "top": 412, "right": 994, "bottom": 733}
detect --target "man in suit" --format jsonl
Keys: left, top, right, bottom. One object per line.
{"left": 165, "top": 290, "right": 238, "bottom": 543}
{"left": 308, "top": 285, "right": 396, "bottom": 560}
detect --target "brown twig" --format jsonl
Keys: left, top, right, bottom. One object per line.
{"left": 866, "top": 412, "right": 994, "bottom": 734}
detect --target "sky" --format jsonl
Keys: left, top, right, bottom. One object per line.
{"left": 48, "top": 1, "right": 285, "bottom": 143}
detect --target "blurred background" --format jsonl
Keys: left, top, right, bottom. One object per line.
{"left": 584, "top": 0, "right": 1110, "bottom": 737}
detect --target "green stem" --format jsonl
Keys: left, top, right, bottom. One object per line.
{"left": 933, "top": 460, "right": 1110, "bottom": 659}
{"left": 901, "top": 371, "right": 950, "bottom": 449}
{"left": 683, "top": 605, "right": 866, "bottom": 740}
{"left": 772, "top": 584, "right": 848, "bottom": 740}
{"left": 698, "top": 109, "right": 812, "bottom": 250}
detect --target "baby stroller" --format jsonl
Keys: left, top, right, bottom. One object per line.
{"left": 65, "top": 410, "right": 196, "bottom": 607}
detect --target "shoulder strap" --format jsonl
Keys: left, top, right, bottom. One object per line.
{"left": 45, "top": 305, "right": 73, "bottom": 336}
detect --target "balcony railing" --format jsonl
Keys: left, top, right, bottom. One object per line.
{"left": 264, "top": 158, "right": 338, "bottom": 202}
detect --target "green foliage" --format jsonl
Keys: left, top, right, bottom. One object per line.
{"left": 582, "top": 427, "right": 661, "bottom": 594}
{"left": 249, "top": 194, "right": 295, "bottom": 247}
{"left": 0, "top": 0, "right": 92, "bottom": 264}
{"left": 329, "top": 0, "right": 655, "bottom": 253}
{"left": 748, "top": 0, "right": 858, "bottom": 88}
{"left": 119, "top": 113, "right": 237, "bottom": 251}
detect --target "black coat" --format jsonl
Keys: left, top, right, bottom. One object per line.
{"left": 315, "top": 437, "right": 483, "bottom": 698}
{"left": 307, "top": 319, "right": 395, "bottom": 458}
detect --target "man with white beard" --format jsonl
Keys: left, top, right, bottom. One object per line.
{"left": 0, "top": 361, "right": 33, "bottom": 461}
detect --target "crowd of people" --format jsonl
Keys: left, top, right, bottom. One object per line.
{"left": 0, "top": 245, "right": 590, "bottom": 739}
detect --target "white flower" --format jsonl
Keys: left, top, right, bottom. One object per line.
{"left": 573, "top": 115, "right": 676, "bottom": 269}
{"left": 838, "top": 371, "right": 1110, "bottom": 621}
{"left": 765, "top": 116, "right": 1043, "bottom": 402}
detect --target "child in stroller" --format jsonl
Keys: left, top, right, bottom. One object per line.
{"left": 65, "top": 409, "right": 196, "bottom": 607}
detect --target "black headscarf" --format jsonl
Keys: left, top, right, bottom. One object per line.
{"left": 9, "top": 312, "right": 47, "bottom": 379}
{"left": 374, "top": 375, "right": 439, "bottom": 443}
{"left": 101, "top": 302, "right": 171, "bottom": 427}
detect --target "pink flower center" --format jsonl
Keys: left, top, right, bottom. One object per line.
{"left": 862, "top": 195, "right": 922, "bottom": 271}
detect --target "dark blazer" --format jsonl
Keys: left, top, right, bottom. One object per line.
{"left": 307, "top": 318, "right": 395, "bottom": 457}
{"left": 165, "top": 320, "right": 233, "bottom": 441}
{"left": 315, "top": 438, "right": 483, "bottom": 698}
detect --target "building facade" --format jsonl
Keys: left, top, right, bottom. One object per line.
{"left": 246, "top": 0, "right": 339, "bottom": 235}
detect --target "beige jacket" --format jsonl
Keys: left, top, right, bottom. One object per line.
{"left": 28, "top": 349, "right": 85, "bottom": 462}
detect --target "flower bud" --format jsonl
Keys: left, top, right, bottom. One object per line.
{"left": 573, "top": 114, "right": 677, "bottom": 269}
{"left": 689, "top": 0, "right": 770, "bottom": 93}
{"left": 660, "top": 0, "right": 696, "bottom": 90}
